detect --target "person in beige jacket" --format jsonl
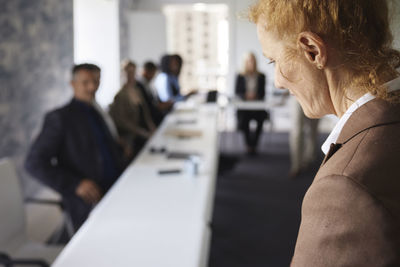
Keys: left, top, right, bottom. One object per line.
{"left": 109, "top": 61, "right": 156, "bottom": 158}
{"left": 250, "top": 0, "right": 400, "bottom": 265}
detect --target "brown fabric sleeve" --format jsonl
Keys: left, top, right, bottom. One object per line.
{"left": 291, "top": 175, "right": 398, "bottom": 267}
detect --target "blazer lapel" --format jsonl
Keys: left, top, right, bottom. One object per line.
{"left": 337, "top": 98, "right": 400, "bottom": 144}
{"left": 321, "top": 143, "right": 343, "bottom": 166}
{"left": 321, "top": 98, "right": 400, "bottom": 166}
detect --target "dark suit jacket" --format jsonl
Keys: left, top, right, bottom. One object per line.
{"left": 235, "top": 73, "right": 266, "bottom": 100}
{"left": 136, "top": 81, "right": 164, "bottom": 126}
{"left": 235, "top": 73, "right": 269, "bottom": 127}
{"left": 292, "top": 98, "right": 400, "bottom": 266}
{"left": 25, "top": 99, "right": 124, "bottom": 198}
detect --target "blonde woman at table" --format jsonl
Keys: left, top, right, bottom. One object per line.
{"left": 251, "top": 0, "right": 400, "bottom": 265}
{"left": 235, "top": 52, "right": 269, "bottom": 155}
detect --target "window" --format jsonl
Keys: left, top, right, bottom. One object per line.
{"left": 163, "top": 4, "right": 229, "bottom": 94}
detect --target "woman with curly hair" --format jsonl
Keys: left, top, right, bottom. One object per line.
{"left": 251, "top": 0, "right": 400, "bottom": 265}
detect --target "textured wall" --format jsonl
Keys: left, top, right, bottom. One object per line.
{"left": 391, "top": 1, "right": 400, "bottom": 50}
{"left": 0, "top": 0, "right": 74, "bottom": 195}
{"left": 119, "top": 0, "right": 133, "bottom": 61}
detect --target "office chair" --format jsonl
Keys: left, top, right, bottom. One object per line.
{"left": 0, "top": 251, "right": 49, "bottom": 267}
{"left": 206, "top": 90, "right": 218, "bottom": 103}
{"left": 0, "top": 159, "right": 64, "bottom": 266}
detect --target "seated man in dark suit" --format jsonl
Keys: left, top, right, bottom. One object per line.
{"left": 25, "top": 63, "right": 125, "bottom": 231}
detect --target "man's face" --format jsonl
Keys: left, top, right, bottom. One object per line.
{"left": 169, "top": 58, "right": 180, "bottom": 76}
{"left": 143, "top": 69, "right": 156, "bottom": 82}
{"left": 71, "top": 70, "right": 100, "bottom": 103}
{"left": 126, "top": 65, "right": 136, "bottom": 83}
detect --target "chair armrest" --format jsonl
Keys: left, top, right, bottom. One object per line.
{"left": 24, "top": 198, "right": 64, "bottom": 210}
{"left": 0, "top": 251, "right": 49, "bottom": 267}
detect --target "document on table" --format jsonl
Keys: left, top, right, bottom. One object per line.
{"left": 164, "top": 129, "right": 203, "bottom": 138}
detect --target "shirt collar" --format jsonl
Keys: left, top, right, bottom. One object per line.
{"left": 322, "top": 75, "right": 400, "bottom": 154}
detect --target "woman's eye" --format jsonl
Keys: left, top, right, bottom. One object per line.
{"left": 268, "top": 60, "right": 276, "bottom": 65}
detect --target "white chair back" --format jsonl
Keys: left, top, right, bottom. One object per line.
{"left": 0, "top": 159, "right": 26, "bottom": 251}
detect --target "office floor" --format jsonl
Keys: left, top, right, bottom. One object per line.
{"left": 209, "top": 131, "right": 325, "bottom": 267}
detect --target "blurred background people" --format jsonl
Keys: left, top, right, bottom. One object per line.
{"left": 155, "top": 54, "right": 183, "bottom": 103}
{"left": 154, "top": 54, "right": 196, "bottom": 104}
{"left": 25, "top": 63, "right": 125, "bottom": 231}
{"left": 235, "top": 52, "right": 269, "bottom": 155}
{"left": 137, "top": 61, "right": 158, "bottom": 101}
{"left": 109, "top": 60, "right": 156, "bottom": 159}
{"left": 137, "top": 61, "right": 171, "bottom": 125}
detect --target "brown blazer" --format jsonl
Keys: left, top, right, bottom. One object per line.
{"left": 109, "top": 84, "right": 156, "bottom": 142}
{"left": 292, "top": 98, "right": 400, "bottom": 266}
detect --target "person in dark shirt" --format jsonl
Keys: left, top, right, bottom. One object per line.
{"left": 137, "top": 61, "right": 171, "bottom": 126}
{"left": 25, "top": 63, "right": 125, "bottom": 231}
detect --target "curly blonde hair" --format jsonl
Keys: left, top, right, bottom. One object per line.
{"left": 250, "top": 0, "right": 400, "bottom": 102}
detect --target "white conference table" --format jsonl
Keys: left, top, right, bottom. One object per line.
{"left": 229, "top": 99, "right": 282, "bottom": 110}
{"left": 52, "top": 103, "right": 220, "bottom": 267}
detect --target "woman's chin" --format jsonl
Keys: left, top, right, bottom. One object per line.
{"left": 301, "top": 106, "right": 322, "bottom": 119}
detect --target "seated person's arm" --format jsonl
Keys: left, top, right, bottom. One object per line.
{"left": 235, "top": 75, "right": 246, "bottom": 100}
{"left": 75, "top": 179, "right": 102, "bottom": 204}
{"left": 126, "top": 122, "right": 153, "bottom": 139}
{"left": 182, "top": 89, "right": 198, "bottom": 101}
{"left": 256, "top": 73, "right": 266, "bottom": 100}
{"left": 25, "top": 112, "right": 83, "bottom": 197}
{"left": 157, "top": 101, "right": 174, "bottom": 112}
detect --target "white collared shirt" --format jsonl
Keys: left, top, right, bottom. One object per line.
{"left": 322, "top": 76, "right": 400, "bottom": 155}
{"left": 245, "top": 74, "right": 258, "bottom": 95}
{"left": 154, "top": 73, "right": 170, "bottom": 102}
{"left": 138, "top": 76, "right": 159, "bottom": 101}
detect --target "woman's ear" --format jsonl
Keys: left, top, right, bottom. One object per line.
{"left": 297, "top": 32, "right": 327, "bottom": 69}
